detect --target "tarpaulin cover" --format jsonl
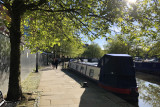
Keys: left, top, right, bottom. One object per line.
{"left": 98, "top": 54, "right": 137, "bottom": 88}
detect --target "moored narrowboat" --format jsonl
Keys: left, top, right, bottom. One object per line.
{"left": 69, "top": 54, "right": 138, "bottom": 96}
{"left": 98, "top": 54, "right": 138, "bottom": 96}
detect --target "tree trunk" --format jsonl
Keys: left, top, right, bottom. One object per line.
{"left": 6, "top": 1, "right": 23, "bottom": 101}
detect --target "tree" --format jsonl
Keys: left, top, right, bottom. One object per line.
{"left": 24, "top": 10, "right": 85, "bottom": 57}
{"left": 104, "top": 34, "right": 147, "bottom": 57}
{"left": 0, "top": 0, "right": 122, "bottom": 101}
{"left": 0, "top": 0, "right": 158, "bottom": 101}
{"left": 117, "top": 0, "right": 159, "bottom": 42}
{"left": 105, "top": 35, "right": 131, "bottom": 54}
{"left": 147, "top": 41, "right": 160, "bottom": 58}
{"left": 82, "top": 43, "right": 103, "bottom": 58}
{"left": 37, "top": 37, "right": 85, "bottom": 58}
{"left": 57, "top": 38, "right": 85, "bottom": 58}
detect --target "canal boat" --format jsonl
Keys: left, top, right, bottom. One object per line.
{"left": 69, "top": 54, "right": 138, "bottom": 96}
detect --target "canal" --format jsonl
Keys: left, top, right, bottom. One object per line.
{"left": 136, "top": 72, "right": 160, "bottom": 107}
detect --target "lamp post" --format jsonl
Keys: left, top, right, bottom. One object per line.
{"left": 47, "top": 53, "right": 48, "bottom": 65}
{"left": 36, "top": 52, "right": 38, "bottom": 72}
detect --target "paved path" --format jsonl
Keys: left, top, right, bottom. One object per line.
{"left": 38, "top": 66, "right": 134, "bottom": 107}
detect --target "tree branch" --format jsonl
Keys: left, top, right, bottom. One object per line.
{"left": 25, "top": 0, "right": 47, "bottom": 10}
{"left": 57, "top": 0, "right": 97, "bottom": 37}
{"left": 29, "top": 8, "right": 80, "bottom": 13}
{"left": 51, "top": 16, "right": 73, "bottom": 43}
{"left": 0, "top": 1, "right": 11, "bottom": 13}
{"left": 88, "top": 14, "right": 112, "bottom": 22}
{"left": 69, "top": 12, "right": 97, "bottom": 37}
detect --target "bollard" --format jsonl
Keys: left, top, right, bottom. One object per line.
{"left": 82, "top": 82, "right": 88, "bottom": 88}
{"left": 0, "top": 91, "right": 5, "bottom": 107}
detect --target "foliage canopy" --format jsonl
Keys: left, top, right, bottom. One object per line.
{"left": 82, "top": 43, "right": 104, "bottom": 58}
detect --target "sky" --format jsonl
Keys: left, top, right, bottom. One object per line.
{"left": 86, "top": 25, "right": 121, "bottom": 50}
{"left": 88, "top": 37, "right": 106, "bottom": 50}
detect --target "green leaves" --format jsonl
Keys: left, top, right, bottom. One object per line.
{"left": 118, "top": 17, "right": 123, "bottom": 22}
{"left": 82, "top": 43, "right": 103, "bottom": 58}
{"left": 2, "top": 0, "right": 158, "bottom": 56}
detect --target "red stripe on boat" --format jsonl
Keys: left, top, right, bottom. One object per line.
{"left": 99, "top": 83, "right": 131, "bottom": 94}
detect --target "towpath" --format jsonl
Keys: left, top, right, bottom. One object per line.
{"left": 38, "top": 66, "right": 134, "bottom": 107}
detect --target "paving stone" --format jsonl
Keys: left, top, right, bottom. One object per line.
{"left": 40, "top": 99, "right": 51, "bottom": 106}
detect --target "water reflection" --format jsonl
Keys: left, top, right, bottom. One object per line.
{"left": 137, "top": 78, "right": 160, "bottom": 107}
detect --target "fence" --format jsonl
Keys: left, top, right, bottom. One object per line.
{"left": 0, "top": 33, "right": 47, "bottom": 95}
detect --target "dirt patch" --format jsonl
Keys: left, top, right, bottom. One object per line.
{"left": 17, "top": 72, "right": 41, "bottom": 107}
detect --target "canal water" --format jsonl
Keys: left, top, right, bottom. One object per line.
{"left": 137, "top": 78, "right": 160, "bottom": 107}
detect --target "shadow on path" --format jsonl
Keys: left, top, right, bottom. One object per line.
{"left": 40, "top": 66, "right": 53, "bottom": 71}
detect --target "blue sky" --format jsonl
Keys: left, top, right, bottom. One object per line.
{"left": 86, "top": 25, "right": 121, "bottom": 50}
{"left": 88, "top": 37, "right": 106, "bottom": 50}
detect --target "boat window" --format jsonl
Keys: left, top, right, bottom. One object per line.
{"left": 81, "top": 66, "right": 84, "bottom": 72}
{"left": 89, "top": 69, "right": 94, "bottom": 77}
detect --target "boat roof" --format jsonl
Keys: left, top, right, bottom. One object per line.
{"left": 80, "top": 62, "right": 98, "bottom": 66}
{"left": 105, "top": 54, "right": 131, "bottom": 57}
